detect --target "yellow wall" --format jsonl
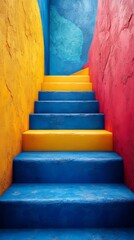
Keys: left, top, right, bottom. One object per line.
{"left": 0, "top": 0, "right": 44, "bottom": 195}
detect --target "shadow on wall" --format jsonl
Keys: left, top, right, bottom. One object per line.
{"left": 89, "top": 0, "right": 134, "bottom": 191}
{"left": 38, "top": 0, "right": 98, "bottom": 75}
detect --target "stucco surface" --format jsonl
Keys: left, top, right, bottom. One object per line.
{"left": 89, "top": 0, "right": 134, "bottom": 190}
{"left": 0, "top": 0, "right": 44, "bottom": 194}
{"left": 50, "top": 6, "right": 83, "bottom": 62}
{"left": 50, "top": 0, "right": 98, "bottom": 75}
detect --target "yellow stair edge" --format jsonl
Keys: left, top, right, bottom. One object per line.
{"left": 72, "top": 68, "right": 89, "bottom": 76}
{"left": 44, "top": 75, "right": 90, "bottom": 82}
{"left": 22, "top": 130, "right": 113, "bottom": 152}
{"left": 42, "top": 82, "right": 92, "bottom": 91}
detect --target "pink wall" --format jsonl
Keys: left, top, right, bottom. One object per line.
{"left": 89, "top": 0, "right": 134, "bottom": 191}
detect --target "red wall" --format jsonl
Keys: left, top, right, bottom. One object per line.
{"left": 89, "top": 0, "right": 134, "bottom": 191}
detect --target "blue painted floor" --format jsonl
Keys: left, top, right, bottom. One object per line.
{"left": 0, "top": 229, "right": 134, "bottom": 240}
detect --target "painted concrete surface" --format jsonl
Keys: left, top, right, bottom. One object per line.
{"left": 0, "top": 184, "right": 134, "bottom": 228}
{"left": 50, "top": 6, "right": 83, "bottom": 62}
{"left": 0, "top": 229, "right": 134, "bottom": 240}
{"left": 42, "top": 82, "right": 93, "bottom": 91}
{"left": 34, "top": 101, "right": 99, "bottom": 113}
{"left": 0, "top": 0, "right": 44, "bottom": 195}
{"left": 50, "top": 0, "right": 98, "bottom": 75}
{"left": 88, "top": 0, "right": 134, "bottom": 191}
{"left": 38, "top": 0, "right": 49, "bottom": 74}
{"left": 29, "top": 113, "right": 104, "bottom": 130}
{"left": 22, "top": 130, "right": 113, "bottom": 152}
{"left": 13, "top": 151, "right": 123, "bottom": 183}
{"left": 39, "top": 91, "right": 95, "bottom": 101}
{"left": 44, "top": 75, "right": 90, "bottom": 82}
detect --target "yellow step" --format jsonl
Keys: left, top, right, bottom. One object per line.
{"left": 42, "top": 82, "right": 92, "bottom": 91}
{"left": 72, "top": 68, "right": 89, "bottom": 75}
{"left": 22, "top": 130, "right": 113, "bottom": 152}
{"left": 44, "top": 75, "right": 90, "bottom": 82}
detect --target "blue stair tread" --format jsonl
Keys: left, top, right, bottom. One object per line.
{"left": 13, "top": 151, "right": 123, "bottom": 184}
{"left": 34, "top": 100, "right": 99, "bottom": 113}
{"left": 36, "top": 100, "right": 97, "bottom": 102}
{"left": 39, "top": 91, "right": 95, "bottom": 100}
{"left": 0, "top": 184, "right": 134, "bottom": 202}
{"left": 14, "top": 151, "right": 122, "bottom": 161}
{"left": 29, "top": 113, "right": 104, "bottom": 130}
{"left": 0, "top": 229, "right": 134, "bottom": 240}
{"left": 1, "top": 184, "right": 134, "bottom": 228}
{"left": 30, "top": 113, "right": 104, "bottom": 116}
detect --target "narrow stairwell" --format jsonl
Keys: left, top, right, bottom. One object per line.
{"left": 0, "top": 70, "right": 134, "bottom": 239}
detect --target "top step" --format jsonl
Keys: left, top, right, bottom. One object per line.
{"left": 44, "top": 76, "right": 90, "bottom": 83}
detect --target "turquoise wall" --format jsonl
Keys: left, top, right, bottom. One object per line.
{"left": 38, "top": 0, "right": 98, "bottom": 75}
{"left": 38, "top": 0, "right": 49, "bottom": 74}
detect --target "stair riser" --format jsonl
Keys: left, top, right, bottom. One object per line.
{"left": 35, "top": 101, "right": 99, "bottom": 113}
{"left": 44, "top": 76, "right": 90, "bottom": 83}
{"left": 1, "top": 202, "right": 134, "bottom": 228}
{"left": 13, "top": 160, "right": 124, "bottom": 183}
{"left": 22, "top": 132, "right": 113, "bottom": 151}
{"left": 42, "top": 82, "right": 92, "bottom": 91}
{"left": 29, "top": 114, "right": 104, "bottom": 130}
{"left": 39, "top": 92, "right": 95, "bottom": 101}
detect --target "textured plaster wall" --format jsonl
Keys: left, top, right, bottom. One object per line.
{"left": 89, "top": 0, "right": 134, "bottom": 190}
{"left": 50, "top": 0, "right": 98, "bottom": 75}
{"left": 0, "top": 0, "right": 44, "bottom": 195}
{"left": 38, "top": 0, "right": 49, "bottom": 74}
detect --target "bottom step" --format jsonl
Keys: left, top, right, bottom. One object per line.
{"left": 0, "top": 229, "right": 134, "bottom": 240}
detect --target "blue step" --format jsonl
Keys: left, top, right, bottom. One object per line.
{"left": 39, "top": 91, "right": 95, "bottom": 101}
{"left": 0, "top": 184, "right": 134, "bottom": 228}
{"left": 29, "top": 113, "right": 104, "bottom": 130}
{"left": 13, "top": 152, "right": 123, "bottom": 183}
{"left": 35, "top": 101, "right": 99, "bottom": 113}
{"left": 0, "top": 229, "right": 134, "bottom": 240}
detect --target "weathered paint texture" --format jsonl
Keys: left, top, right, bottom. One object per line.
{"left": 38, "top": 0, "right": 49, "bottom": 74}
{"left": 13, "top": 152, "right": 123, "bottom": 183}
{"left": 1, "top": 183, "right": 134, "bottom": 228}
{"left": 1, "top": 229, "right": 134, "bottom": 240}
{"left": 37, "top": 0, "right": 98, "bottom": 75}
{"left": 50, "top": 0, "right": 98, "bottom": 75}
{"left": 0, "top": 0, "right": 44, "bottom": 195}
{"left": 89, "top": 0, "right": 134, "bottom": 190}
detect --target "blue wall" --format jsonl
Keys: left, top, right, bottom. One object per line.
{"left": 38, "top": 0, "right": 49, "bottom": 75}
{"left": 50, "top": 0, "right": 98, "bottom": 75}
{"left": 38, "top": 0, "right": 98, "bottom": 75}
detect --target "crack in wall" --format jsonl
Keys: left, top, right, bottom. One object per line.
{"left": 121, "top": 13, "right": 133, "bottom": 31}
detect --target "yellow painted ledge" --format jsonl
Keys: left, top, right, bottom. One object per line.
{"left": 44, "top": 75, "right": 90, "bottom": 82}
{"left": 22, "top": 130, "right": 113, "bottom": 152}
{"left": 72, "top": 68, "right": 89, "bottom": 76}
{"left": 42, "top": 82, "right": 92, "bottom": 91}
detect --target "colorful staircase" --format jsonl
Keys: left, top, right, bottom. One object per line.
{"left": 0, "top": 70, "right": 134, "bottom": 239}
